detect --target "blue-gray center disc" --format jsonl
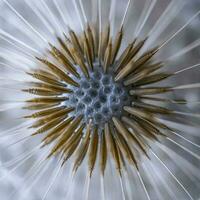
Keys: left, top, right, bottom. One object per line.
{"left": 67, "top": 64, "right": 132, "bottom": 126}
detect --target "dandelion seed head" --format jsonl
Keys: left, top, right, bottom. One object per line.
{"left": 1, "top": 0, "right": 200, "bottom": 199}
{"left": 24, "top": 22, "right": 164, "bottom": 171}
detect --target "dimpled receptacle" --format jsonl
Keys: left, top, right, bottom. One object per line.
{"left": 67, "top": 63, "right": 132, "bottom": 127}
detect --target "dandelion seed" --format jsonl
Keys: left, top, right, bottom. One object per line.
{"left": 0, "top": 0, "right": 200, "bottom": 199}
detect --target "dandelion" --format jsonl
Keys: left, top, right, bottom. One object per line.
{"left": 0, "top": 0, "right": 200, "bottom": 199}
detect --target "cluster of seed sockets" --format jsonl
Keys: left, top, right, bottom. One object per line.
{"left": 67, "top": 66, "right": 131, "bottom": 126}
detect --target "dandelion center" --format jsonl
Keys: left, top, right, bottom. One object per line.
{"left": 68, "top": 63, "right": 131, "bottom": 126}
